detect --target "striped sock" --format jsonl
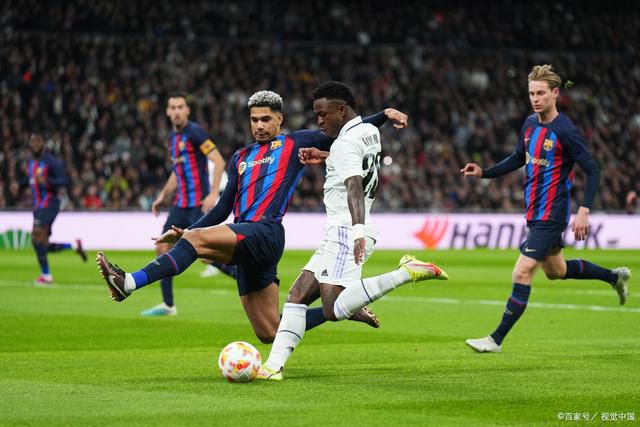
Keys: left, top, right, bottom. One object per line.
{"left": 134, "top": 239, "right": 198, "bottom": 289}
{"left": 490, "top": 283, "right": 531, "bottom": 345}
{"left": 565, "top": 259, "right": 617, "bottom": 285}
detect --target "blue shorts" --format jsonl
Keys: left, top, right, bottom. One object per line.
{"left": 519, "top": 220, "right": 567, "bottom": 261}
{"left": 227, "top": 221, "right": 285, "bottom": 296}
{"left": 33, "top": 205, "right": 60, "bottom": 235}
{"left": 163, "top": 206, "right": 203, "bottom": 233}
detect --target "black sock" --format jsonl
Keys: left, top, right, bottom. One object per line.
{"left": 47, "top": 242, "right": 72, "bottom": 252}
{"left": 33, "top": 242, "right": 50, "bottom": 275}
{"left": 160, "top": 278, "right": 174, "bottom": 307}
{"left": 490, "top": 283, "right": 531, "bottom": 345}
{"left": 564, "top": 259, "right": 617, "bottom": 285}
{"left": 305, "top": 307, "right": 327, "bottom": 331}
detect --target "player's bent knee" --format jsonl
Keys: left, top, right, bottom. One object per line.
{"left": 322, "top": 305, "right": 338, "bottom": 322}
{"left": 544, "top": 270, "right": 564, "bottom": 280}
{"left": 255, "top": 330, "right": 276, "bottom": 344}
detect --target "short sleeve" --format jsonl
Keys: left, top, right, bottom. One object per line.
{"left": 564, "top": 127, "right": 592, "bottom": 163}
{"left": 190, "top": 125, "right": 218, "bottom": 155}
{"left": 332, "top": 139, "right": 365, "bottom": 183}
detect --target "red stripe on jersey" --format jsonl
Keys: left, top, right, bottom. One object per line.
{"left": 541, "top": 136, "right": 564, "bottom": 220}
{"left": 526, "top": 127, "right": 548, "bottom": 221}
{"left": 31, "top": 161, "right": 41, "bottom": 207}
{"left": 174, "top": 134, "right": 188, "bottom": 208}
{"left": 245, "top": 144, "right": 270, "bottom": 210}
{"left": 252, "top": 137, "right": 294, "bottom": 221}
{"left": 523, "top": 127, "right": 533, "bottom": 149}
{"left": 186, "top": 140, "right": 203, "bottom": 206}
{"left": 41, "top": 164, "right": 50, "bottom": 208}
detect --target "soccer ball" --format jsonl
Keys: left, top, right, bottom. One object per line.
{"left": 218, "top": 341, "right": 261, "bottom": 383}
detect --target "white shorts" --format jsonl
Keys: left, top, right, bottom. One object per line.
{"left": 303, "top": 225, "right": 376, "bottom": 287}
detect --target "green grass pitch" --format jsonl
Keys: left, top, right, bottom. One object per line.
{"left": 1, "top": 248, "right": 639, "bottom": 426}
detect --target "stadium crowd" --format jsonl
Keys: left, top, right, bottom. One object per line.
{"left": 1, "top": 0, "right": 638, "bottom": 213}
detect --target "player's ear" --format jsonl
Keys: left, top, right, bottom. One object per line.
{"left": 552, "top": 87, "right": 560, "bottom": 97}
{"left": 276, "top": 112, "right": 283, "bottom": 126}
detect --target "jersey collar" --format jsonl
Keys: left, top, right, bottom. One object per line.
{"left": 338, "top": 115, "right": 363, "bottom": 137}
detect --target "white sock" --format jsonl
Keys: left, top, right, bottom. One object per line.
{"left": 264, "top": 303, "right": 308, "bottom": 371}
{"left": 124, "top": 273, "right": 136, "bottom": 293}
{"left": 334, "top": 269, "right": 411, "bottom": 320}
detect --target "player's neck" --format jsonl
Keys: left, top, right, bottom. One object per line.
{"left": 537, "top": 108, "right": 559, "bottom": 124}
{"left": 340, "top": 111, "right": 358, "bottom": 129}
{"left": 173, "top": 121, "right": 187, "bottom": 132}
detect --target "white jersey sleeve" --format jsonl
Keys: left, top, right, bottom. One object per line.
{"left": 330, "top": 137, "right": 365, "bottom": 184}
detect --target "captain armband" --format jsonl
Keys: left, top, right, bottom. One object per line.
{"left": 199, "top": 139, "right": 217, "bottom": 155}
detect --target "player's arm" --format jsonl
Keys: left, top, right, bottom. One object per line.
{"left": 569, "top": 130, "right": 601, "bottom": 241}
{"left": 45, "top": 158, "right": 68, "bottom": 188}
{"left": 461, "top": 149, "right": 526, "bottom": 178}
{"left": 345, "top": 175, "right": 367, "bottom": 265}
{"left": 334, "top": 139, "right": 368, "bottom": 264}
{"left": 154, "top": 155, "right": 238, "bottom": 244}
{"left": 202, "top": 148, "right": 226, "bottom": 212}
{"left": 188, "top": 152, "right": 239, "bottom": 229}
{"left": 298, "top": 147, "right": 329, "bottom": 165}
{"left": 151, "top": 172, "right": 177, "bottom": 216}
{"left": 292, "top": 108, "right": 408, "bottom": 150}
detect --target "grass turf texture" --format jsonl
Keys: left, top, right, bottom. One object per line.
{"left": 0, "top": 249, "right": 638, "bottom": 426}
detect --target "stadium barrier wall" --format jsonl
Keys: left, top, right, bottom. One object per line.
{"left": 1, "top": 211, "right": 639, "bottom": 250}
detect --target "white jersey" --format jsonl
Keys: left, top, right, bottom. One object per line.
{"left": 323, "top": 116, "right": 381, "bottom": 237}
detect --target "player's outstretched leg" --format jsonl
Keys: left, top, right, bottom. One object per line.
{"left": 466, "top": 283, "right": 531, "bottom": 353}
{"left": 96, "top": 239, "right": 199, "bottom": 302}
{"left": 333, "top": 254, "right": 448, "bottom": 321}
{"left": 564, "top": 259, "right": 631, "bottom": 305}
{"left": 258, "top": 255, "right": 447, "bottom": 380}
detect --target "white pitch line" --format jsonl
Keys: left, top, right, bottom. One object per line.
{"left": 0, "top": 279, "right": 637, "bottom": 313}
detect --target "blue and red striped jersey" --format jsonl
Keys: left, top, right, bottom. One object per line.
{"left": 27, "top": 152, "right": 67, "bottom": 210}
{"left": 517, "top": 113, "right": 594, "bottom": 223}
{"left": 227, "top": 130, "right": 331, "bottom": 223}
{"left": 169, "top": 121, "right": 217, "bottom": 208}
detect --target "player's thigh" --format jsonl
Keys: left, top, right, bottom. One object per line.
{"left": 314, "top": 226, "right": 375, "bottom": 287}
{"left": 31, "top": 225, "right": 48, "bottom": 243}
{"left": 182, "top": 224, "right": 237, "bottom": 264}
{"left": 239, "top": 283, "right": 281, "bottom": 343}
{"left": 286, "top": 270, "right": 320, "bottom": 305}
{"left": 541, "top": 248, "right": 566, "bottom": 280}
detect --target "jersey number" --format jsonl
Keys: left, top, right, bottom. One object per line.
{"left": 362, "top": 153, "right": 381, "bottom": 199}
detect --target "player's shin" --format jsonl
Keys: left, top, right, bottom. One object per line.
{"left": 134, "top": 239, "right": 198, "bottom": 289}
{"left": 333, "top": 270, "right": 410, "bottom": 320}
{"left": 263, "top": 303, "right": 308, "bottom": 371}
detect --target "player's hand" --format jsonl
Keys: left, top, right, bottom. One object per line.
{"left": 354, "top": 237, "right": 366, "bottom": 265}
{"left": 460, "top": 163, "right": 483, "bottom": 177}
{"left": 571, "top": 207, "right": 590, "bottom": 241}
{"left": 384, "top": 108, "right": 408, "bottom": 129}
{"left": 201, "top": 193, "right": 218, "bottom": 213}
{"left": 298, "top": 147, "right": 328, "bottom": 165}
{"left": 151, "top": 194, "right": 165, "bottom": 217}
{"left": 152, "top": 225, "right": 184, "bottom": 245}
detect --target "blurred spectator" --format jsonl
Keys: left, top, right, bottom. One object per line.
{"left": 0, "top": 0, "right": 638, "bottom": 213}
